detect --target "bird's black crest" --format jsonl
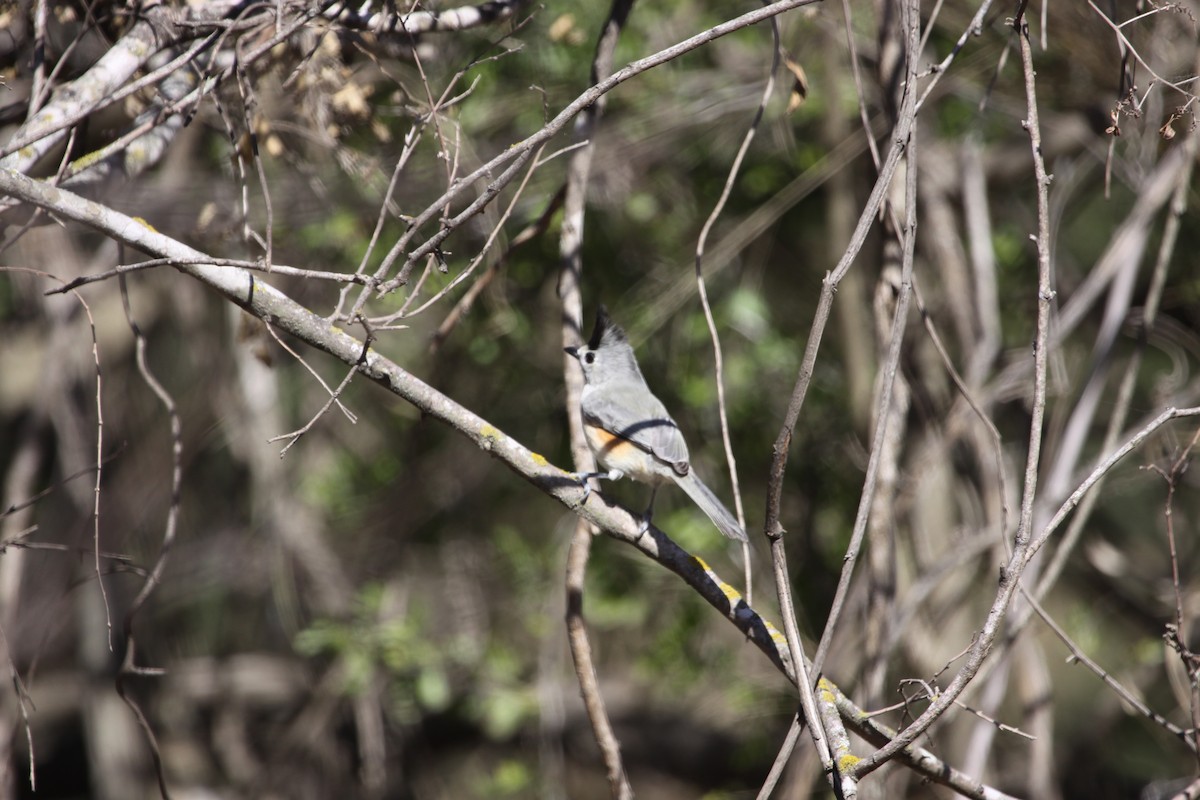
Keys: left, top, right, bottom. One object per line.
{"left": 587, "top": 305, "right": 627, "bottom": 350}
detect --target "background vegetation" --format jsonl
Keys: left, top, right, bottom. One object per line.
{"left": 1, "top": 0, "right": 1199, "bottom": 798}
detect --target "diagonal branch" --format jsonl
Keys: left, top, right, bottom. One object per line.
{"left": 0, "top": 164, "right": 1082, "bottom": 800}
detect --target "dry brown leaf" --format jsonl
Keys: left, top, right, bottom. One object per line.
{"left": 785, "top": 56, "right": 809, "bottom": 115}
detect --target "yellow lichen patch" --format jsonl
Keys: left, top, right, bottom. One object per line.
{"left": 480, "top": 425, "right": 501, "bottom": 442}
{"left": 717, "top": 580, "right": 742, "bottom": 604}
{"left": 130, "top": 216, "right": 157, "bottom": 232}
{"left": 70, "top": 149, "right": 105, "bottom": 171}
{"left": 763, "top": 619, "right": 788, "bottom": 646}
{"left": 530, "top": 452, "right": 549, "bottom": 467}
{"left": 837, "top": 753, "right": 861, "bottom": 771}
{"left": 688, "top": 556, "right": 742, "bottom": 603}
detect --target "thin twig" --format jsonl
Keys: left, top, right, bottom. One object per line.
{"left": 430, "top": 186, "right": 565, "bottom": 353}
{"left": 693, "top": 1, "right": 781, "bottom": 606}
{"left": 914, "top": 0, "right": 998, "bottom": 112}
{"left": 1150, "top": 425, "right": 1200, "bottom": 764}
{"left": 1028, "top": 406, "right": 1200, "bottom": 564}
{"left": 335, "top": 123, "right": 426, "bottom": 321}
{"left": 1, "top": 458, "right": 119, "bottom": 517}
{"left": 830, "top": 680, "right": 1020, "bottom": 800}
{"left": 261, "top": 321, "right": 360, "bottom": 453}
{"left": 113, "top": 272, "right": 182, "bottom": 800}
{"left": 213, "top": 88, "right": 259, "bottom": 253}
{"left": 812, "top": 0, "right": 921, "bottom": 678}
{"left": 235, "top": 65, "right": 275, "bottom": 267}
{"left": 1087, "top": 0, "right": 1199, "bottom": 98}
{"left": 1019, "top": 583, "right": 1194, "bottom": 746}
{"left": 82, "top": 281, "right": 112, "bottom": 650}
{"left": 0, "top": 624, "right": 36, "bottom": 791}
{"left": 762, "top": 73, "right": 914, "bottom": 549}
{"left": 47, "top": 257, "right": 379, "bottom": 295}
{"left": 896, "top": 678, "right": 1036, "bottom": 740}
{"left": 379, "top": 140, "right": 559, "bottom": 324}
{"left": 365, "top": 0, "right": 820, "bottom": 301}
{"left": 335, "top": 25, "right": 525, "bottom": 321}
{"left": 840, "top": 0, "right": 883, "bottom": 168}
{"left": 755, "top": 713, "right": 803, "bottom": 800}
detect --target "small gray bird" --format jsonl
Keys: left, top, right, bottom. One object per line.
{"left": 565, "top": 307, "right": 747, "bottom": 541}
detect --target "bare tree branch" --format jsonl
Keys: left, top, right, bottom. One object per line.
{"left": 0, "top": 155, "right": 1028, "bottom": 800}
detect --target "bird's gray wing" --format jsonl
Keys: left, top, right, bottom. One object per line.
{"left": 582, "top": 383, "right": 690, "bottom": 467}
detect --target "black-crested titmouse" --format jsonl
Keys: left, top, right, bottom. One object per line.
{"left": 565, "top": 307, "right": 747, "bottom": 542}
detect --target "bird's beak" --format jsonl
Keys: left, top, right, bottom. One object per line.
{"left": 564, "top": 346, "right": 579, "bottom": 359}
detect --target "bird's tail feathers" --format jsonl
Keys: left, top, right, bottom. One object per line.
{"left": 673, "top": 472, "right": 747, "bottom": 542}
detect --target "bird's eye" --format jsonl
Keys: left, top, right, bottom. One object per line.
{"left": 584, "top": 352, "right": 595, "bottom": 364}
